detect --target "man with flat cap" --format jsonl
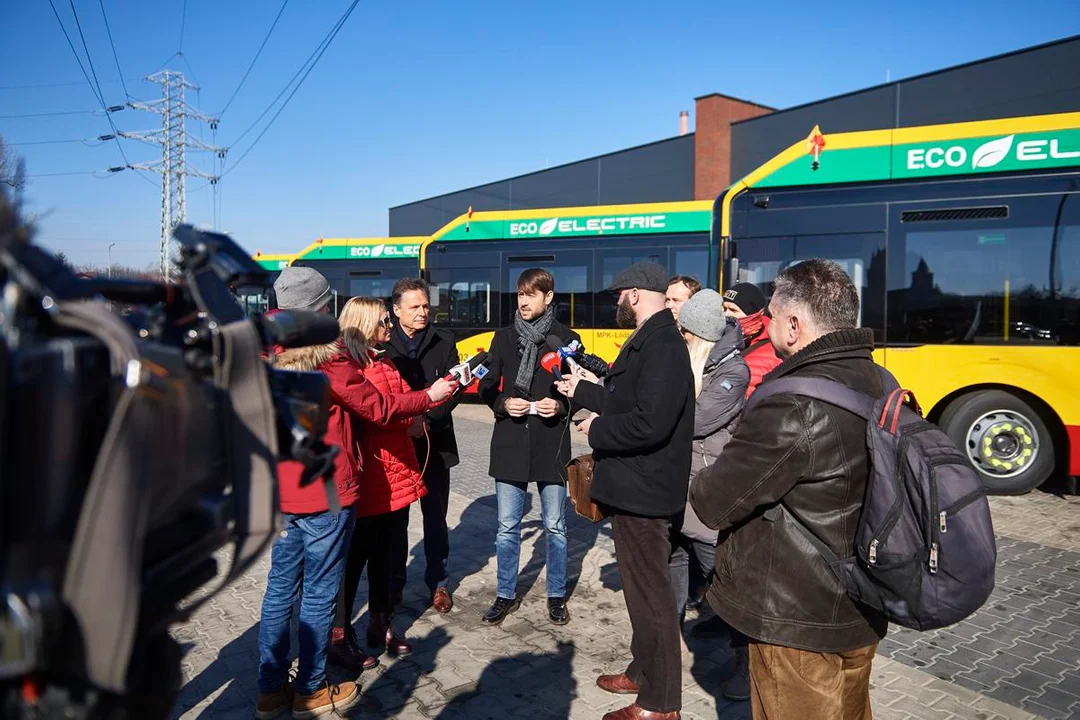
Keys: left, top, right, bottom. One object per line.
{"left": 556, "top": 261, "right": 694, "bottom": 720}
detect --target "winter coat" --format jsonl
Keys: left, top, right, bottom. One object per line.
{"left": 679, "top": 319, "right": 750, "bottom": 544}
{"left": 573, "top": 310, "right": 694, "bottom": 517}
{"left": 354, "top": 349, "right": 431, "bottom": 516}
{"left": 479, "top": 320, "right": 581, "bottom": 484}
{"left": 689, "top": 328, "right": 890, "bottom": 653}
{"left": 743, "top": 316, "right": 782, "bottom": 397}
{"left": 274, "top": 341, "right": 430, "bottom": 515}
{"left": 382, "top": 325, "right": 462, "bottom": 471}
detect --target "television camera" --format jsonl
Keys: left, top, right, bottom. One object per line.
{"left": 0, "top": 192, "right": 341, "bottom": 719}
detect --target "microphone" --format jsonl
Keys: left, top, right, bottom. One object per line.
{"left": 259, "top": 310, "right": 341, "bottom": 349}
{"left": 544, "top": 335, "right": 610, "bottom": 378}
{"left": 540, "top": 351, "right": 563, "bottom": 379}
{"left": 442, "top": 351, "right": 491, "bottom": 391}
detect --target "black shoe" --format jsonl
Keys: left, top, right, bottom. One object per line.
{"left": 547, "top": 597, "right": 570, "bottom": 625}
{"left": 691, "top": 614, "right": 729, "bottom": 638}
{"left": 481, "top": 596, "right": 520, "bottom": 625}
{"left": 722, "top": 644, "right": 751, "bottom": 701}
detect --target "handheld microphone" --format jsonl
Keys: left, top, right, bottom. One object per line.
{"left": 544, "top": 335, "right": 610, "bottom": 378}
{"left": 442, "top": 351, "right": 491, "bottom": 391}
{"left": 540, "top": 351, "right": 563, "bottom": 380}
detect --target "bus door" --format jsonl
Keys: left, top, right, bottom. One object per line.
{"left": 426, "top": 248, "right": 500, "bottom": 357}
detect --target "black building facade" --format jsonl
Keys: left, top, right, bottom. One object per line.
{"left": 388, "top": 135, "right": 695, "bottom": 237}
{"left": 731, "top": 35, "right": 1080, "bottom": 179}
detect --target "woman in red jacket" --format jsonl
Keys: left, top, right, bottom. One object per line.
{"left": 333, "top": 296, "right": 446, "bottom": 663}
{"left": 257, "top": 266, "right": 451, "bottom": 718}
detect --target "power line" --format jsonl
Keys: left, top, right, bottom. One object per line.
{"left": 222, "top": 0, "right": 360, "bottom": 176}
{"left": 0, "top": 109, "right": 101, "bottom": 119}
{"left": 218, "top": 0, "right": 289, "bottom": 119}
{"left": 179, "top": 0, "right": 188, "bottom": 53}
{"left": 25, "top": 169, "right": 123, "bottom": 178}
{"left": 8, "top": 134, "right": 118, "bottom": 146}
{"left": 0, "top": 78, "right": 131, "bottom": 90}
{"left": 97, "top": 0, "right": 130, "bottom": 98}
{"left": 66, "top": 0, "right": 109, "bottom": 106}
{"left": 45, "top": 0, "right": 157, "bottom": 188}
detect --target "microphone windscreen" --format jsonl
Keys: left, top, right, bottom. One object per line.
{"left": 545, "top": 334, "right": 566, "bottom": 351}
{"left": 540, "top": 351, "right": 561, "bottom": 374}
{"left": 468, "top": 351, "right": 490, "bottom": 369}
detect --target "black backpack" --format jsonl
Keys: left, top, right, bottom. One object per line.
{"left": 746, "top": 368, "right": 997, "bottom": 631}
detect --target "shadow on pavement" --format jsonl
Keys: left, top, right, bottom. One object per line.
{"left": 172, "top": 624, "right": 261, "bottom": 718}
{"left": 433, "top": 641, "right": 576, "bottom": 719}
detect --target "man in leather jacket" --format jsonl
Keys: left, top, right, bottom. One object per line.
{"left": 690, "top": 259, "right": 888, "bottom": 720}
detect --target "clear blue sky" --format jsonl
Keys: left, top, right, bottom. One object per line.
{"left": 2, "top": 0, "right": 1077, "bottom": 268}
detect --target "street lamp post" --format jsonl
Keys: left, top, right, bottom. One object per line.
{"left": 108, "top": 242, "right": 116, "bottom": 279}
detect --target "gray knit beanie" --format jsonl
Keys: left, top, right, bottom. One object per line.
{"left": 678, "top": 288, "right": 727, "bottom": 342}
{"left": 273, "top": 266, "right": 331, "bottom": 312}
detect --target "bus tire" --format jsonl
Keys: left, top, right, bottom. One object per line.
{"left": 938, "top": 390, "right": 1054, "bottom": 496}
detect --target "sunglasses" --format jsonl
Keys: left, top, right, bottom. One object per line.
{"left": 380, "top": 316, "right": 393, "bottom": 329}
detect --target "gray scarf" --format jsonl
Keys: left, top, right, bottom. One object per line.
{"left": 513, "top": 306, "right": 555, "bottom": 395}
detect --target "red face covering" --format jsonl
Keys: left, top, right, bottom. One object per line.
{"left": 739, "top": 310, "right": 765, "bottom": 340}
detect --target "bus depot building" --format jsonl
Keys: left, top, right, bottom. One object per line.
{"left": 389, "top": 35, "right": 1080, "bottom": 238}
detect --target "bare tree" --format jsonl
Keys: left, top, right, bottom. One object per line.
{"left": 0, "top": 136, "right": 27, "bottom": 201}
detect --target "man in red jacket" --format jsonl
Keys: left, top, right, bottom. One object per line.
{"left": 722, "top": 283, "right": 781, "bottom": 396}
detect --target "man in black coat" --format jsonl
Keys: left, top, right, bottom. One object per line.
{"left": 557, "top": 261, "right": 693, "bottom": 720}
{"left": 382, "top": 278, "right": 462, "bottom": 614}
{"left": 478, "top": 268, "right": 581, "bottom": 627}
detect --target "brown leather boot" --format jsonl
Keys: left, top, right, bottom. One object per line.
{"left": 596, "top": 673, "right": 641, "bottom": 695}
{"left": 291, "top": 680, "right": 360, "bottom": 719}
{"left": 254, "top": 680, "right": 293, "bottom": 719}
{"left": 366, "top": 612, "right": 412, "bottom": 656}
{"left": 327, "top": 626, "right": 379, "bottom": 672}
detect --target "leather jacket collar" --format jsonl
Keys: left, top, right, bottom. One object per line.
{"left": 766, "top": 328, "right": 875, "bottom": 382}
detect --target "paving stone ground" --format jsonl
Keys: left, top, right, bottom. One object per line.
{"left": 170, "top": 406, "right": 1080, "bottom": 719}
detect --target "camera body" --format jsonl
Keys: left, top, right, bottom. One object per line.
{"left": 0, "top": 215, "right": 340, "bottom": 719}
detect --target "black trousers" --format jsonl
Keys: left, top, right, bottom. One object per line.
{"left": 334, "top": 510, "right": 401, "bottom": 629}
{"left": 391, "top": 460, "right": 452, "bottom": 594}
{"left": 613, "top": 513, "right": 682, "bottom": 713}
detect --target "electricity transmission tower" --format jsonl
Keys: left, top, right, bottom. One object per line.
{"left": 123, "top": 71, "right": 223, "bottom": 281}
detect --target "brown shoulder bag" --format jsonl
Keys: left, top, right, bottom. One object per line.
{"left": 565, "top": 453, "right": 607, "bottom": 523}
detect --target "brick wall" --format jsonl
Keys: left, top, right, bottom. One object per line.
{"left": 694, "top": 93, "right": 773, "bottom": 200}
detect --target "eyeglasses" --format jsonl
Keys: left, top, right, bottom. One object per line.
{"left": 380, "top": 316, "right": 393, "bottom": 329}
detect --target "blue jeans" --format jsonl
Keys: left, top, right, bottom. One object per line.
{"left": 258, "top": 508, "right": 354, "bottom": 695}
{"left": 495, "top": 480, "right": 567, "bottom": 599}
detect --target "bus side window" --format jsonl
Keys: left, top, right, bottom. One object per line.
{"left": 728, "top": 233, "right": 886, "bottom": 342}
{"left": 429, "top": 268, "right": 497, "bottom": 328}
{"left": 504, "top": 261, "right": 591, "bottom": 328}
{"left": 596, "top": 250, "right": 664, "bottom": 329}
{"left": 887, "top": 195, "right": 1077, "bottom": 346}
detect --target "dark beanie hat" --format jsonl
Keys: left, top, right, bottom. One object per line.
{"left": 722, "top": 283, "right": 767, "bottom": 315}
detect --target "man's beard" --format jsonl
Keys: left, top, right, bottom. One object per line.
{"left": 616, "top": 296, "right": 636, "bottom": 329}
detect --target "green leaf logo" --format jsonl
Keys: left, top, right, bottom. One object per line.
{"left": 539, "top": 218, "right": 559, "bottom": 236}
{"left": 371, "top": 245, "right": 385, "bottom": 258}
{"left": 972, "top": 135, "right": 1014, "bottom": 169}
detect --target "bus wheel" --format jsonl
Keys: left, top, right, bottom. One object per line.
{"left": 938, "top": 390, "right": 1054, "bottom": 496}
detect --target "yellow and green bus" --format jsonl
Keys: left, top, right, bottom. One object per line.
{"left": 419, "top": 200, "right": 714, "bottom": 363}
{"left": 715, "top": 111, "right": 1080, "bottom": 494}
{"left": 290, "top": 236, "right": 425, "bottom": 314}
